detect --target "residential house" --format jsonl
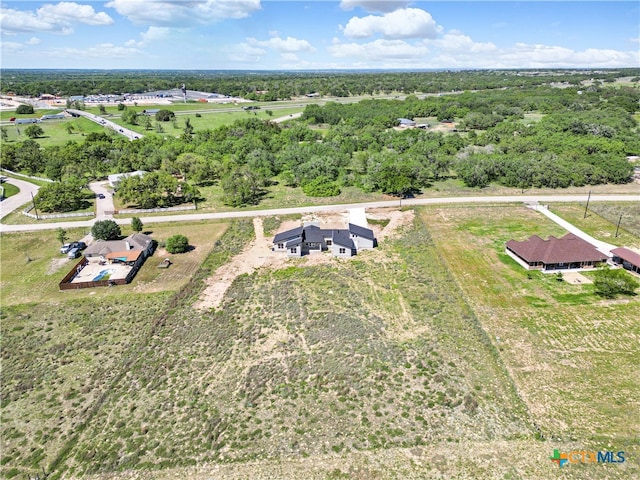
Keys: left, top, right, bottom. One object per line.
{"left": 108, "top": 170, "right": 146, "bottom": 189}
{"left": 397, "top": 118, "right": 416, "bottom": 128}
{"left": 84, "top": 233, "right": 154, "bottom": 267}
{"left": 611, "top": 247, "right": 640, "bottom": 274}
{"left": 273, "top": 223, "right": 376, "bottom": 258}
{"left": 505, "top": 233, "right": 608, "bottom": 271}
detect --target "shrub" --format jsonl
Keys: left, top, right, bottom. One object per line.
{"left": 16, "top": 104, "right": 34, "bottom": 114}
{"left": 155, "top": 109, "right": 175, "bottom": 122}
{"left": 165, "top": 234, "right": 189, "bottom": 254}
{"left": 131, "top": 217, "right": 143, "bottom": 232}
{"left": 301, "top": 176, "right": 341, "bottom": 197}
{"left": 593, "top": 268, "right": 639, "bottom": 298}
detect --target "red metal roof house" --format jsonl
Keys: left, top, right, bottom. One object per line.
{"left": 506, "top": 233, "right": 608, "bottom": 271}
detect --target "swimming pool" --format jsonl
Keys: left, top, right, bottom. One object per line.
{"left": 93, "top": 269, "right": 115, "bottom": 281}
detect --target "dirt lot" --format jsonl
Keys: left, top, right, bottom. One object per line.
{"left": 195, "top": 208, "right": 414, "bottom": 310}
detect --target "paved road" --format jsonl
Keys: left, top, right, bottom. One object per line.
{"left": 0, "top": 177, "right": 40, "bottom": 218}
{"left": 66, "top": 109, "right": 143, "bottom": 141}
{"left": 273, "top": 112, "right": 302, "bottom": 123}
{"left": 88, "top": 181, "right": 115, "bottom": 219}
{"left": 1, "top": 194, "right": 638, "bottom": 233}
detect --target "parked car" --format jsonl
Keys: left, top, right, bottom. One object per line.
{"left": 72, "top": 241, "right": 87, "bottom": 250}
{"left": 96, "top": 193, "right": 105, "bottom": 199}
{"left": 67, "top": 247, "right": 80, "bottom": 259}
{"left": 60, "top": 243, "right": 72, "bottom": 254}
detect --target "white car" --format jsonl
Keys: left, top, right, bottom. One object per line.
{"left": 60, "top": 243, "right": 72, "bottom": 254}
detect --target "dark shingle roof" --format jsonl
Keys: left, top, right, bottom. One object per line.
{"left": 611, "top": 247, "right": 640, "bottom": 267}
{"left": 348, "top": 223, "right": 375, "bottom": 240}
{"left": 506, "top": 233, "right": 607, "bottom": 264}
{"left": 274, "top": 226, "right": 304, "bottom": 243}
{"left": 332, "top": 231, "right": 355, "bottom": 249}
{"left": 285, "top": 236, "right": 302, "bottom": 247}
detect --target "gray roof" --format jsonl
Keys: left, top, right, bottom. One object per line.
{"left": 348, "top": 223, "right": 375, "bottom": 240}
{"left": 274, "top": 226, "right": 304, "bottom": 243}
{"left": 84, "top": 233, "right": 152, "bottom": 256}
{"left": 285, "top": 237, "right": 303, "bottom": 247}
{"left": 332, "top": 231, "right": 355, "bottom": 249}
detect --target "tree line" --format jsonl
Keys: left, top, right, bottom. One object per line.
{"left": 1, "top": 81, "right": 637, "bottom": 210}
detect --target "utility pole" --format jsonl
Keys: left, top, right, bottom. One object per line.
{"left": 30, "top": 192, "right": 39, "bottom": 220}
{"left": 583, "top": 190, "right": 591, "bottom": 219}
{"left": 615, "top": 214, "right": 623, "bottom": 238}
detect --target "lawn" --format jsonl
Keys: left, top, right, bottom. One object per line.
{"left": 1, "top": 117, "right": 106, "bottom": 148}
{"left": 2, "top": 208, "right": 639, "bottom": 480}
{"left": 421, "top": 205, "right": 640, "bottom": 452}
{"left": 0, "top": 221, "right": 228, "bottom": 306}
{"left": 1, "top": 182, "right": 19, "bottom": 198}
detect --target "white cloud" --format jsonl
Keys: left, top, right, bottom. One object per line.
{"left": 125, "top": 26, "right": 173, "bottom": 47}
{"left": 106, "top": 0, "right": 261, "bottom": 27}
{"left": 629, "top": 37, "right": 640, "bottom": 44}
{"left": 281, "top": 53, "right": 299, "bottom": 62}
{"left": 0, "top": 41, "right": 26, "bottom": 54}
{"left": 247, "top": 36, "right": 316, "bottom": 53}
{"left": 329, "top": 39, "right": 429, "bottom": 60}
{"left": 27, "top": 37, "right": 41, "bottom": 45}
{"left": 425, "top": 31, "right": 496, "bottom": 54}
{"left": 227, "top": 42, "right": 266, "bottom": 63}
{"left": 0, "top": 2, "right": 113, "bottom": 35}
{"left": 342, "top": 8, "right": 442, "bottom": 39}
{"left": 340, "top": 1, "right": 411, "bottom": 13}
{"left": 45, "top": 43, "right": 143, "bottom": 59}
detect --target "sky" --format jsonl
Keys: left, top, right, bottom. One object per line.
{"left": 1, "top": 1, "right": 639, "bottom": 70}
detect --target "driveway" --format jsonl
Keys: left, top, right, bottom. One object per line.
{"left": 89, "top": 181, "right": 115, "bottom": 218}
{"left": 0, "top": 177, "right": 40, "bottom": 218}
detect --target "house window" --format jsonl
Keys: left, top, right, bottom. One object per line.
{"left": 277, "top": 243, "right": 284, "bottom": 249}
{"left": 326, "top": 240, "right": 332, "bottom": 246}
{"left": 290, "top": 247, "right": 297, "bottom": 254}
{"left": 339, "top": 247, "right": 346, "bottom": 254}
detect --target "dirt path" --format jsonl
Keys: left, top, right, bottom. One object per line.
{"left": 194, "top": 218, "right": 284, "bottom": 310}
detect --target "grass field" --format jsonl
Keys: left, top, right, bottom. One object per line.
{"left": 0, "top": 221, "right": 229, "bottom": 306}
{"left": 1, "top": 207, "right": 639, "bottom": 479}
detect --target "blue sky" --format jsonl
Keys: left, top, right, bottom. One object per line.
{"left": 1, "top": 1, "right": 639, "bottom": 69}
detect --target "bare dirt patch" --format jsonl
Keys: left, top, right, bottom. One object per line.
{"left": 562, "top": 272, "right": 593, "bottom": 285}
{"left": 46, "top": 257, "right": 69, "bottom": 275}
{"left": 195, "top": 208, "right": 413, "bottom": 310}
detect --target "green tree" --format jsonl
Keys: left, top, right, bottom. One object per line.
{"left": 141, "top": 115, "right": 152, "bottom": 131}
{"left": 98, "top": 104, "right": 107, "bottom": 114}
{"left": 34, "top": 180, "right": 85, "bottom": 212}
{"left": 91, "top": 219, "right": 121, "bottom": 241}
{"left": 117, "top": 170, "right": 179, "bottom": 209}
{"left": 117, "top": 103, "right": 126, "bottom": 111}
{"left": 55, "top": 227, "right": 68, "bottom": 245}
{"left": 25, "top": 124, "right": 44, "bottom": 139}
{"left": 1, "top": 127, "right": 8, "bottom": 142}
{"left": 593, "top": 268, "right": 639, "bottom": 298}
{"left": 131, "top": 216, "right": 143, "bottom": 232}
{"left": 65, "top": 124, "right": 75, "bottom": 134}
{"left": 165, "top": 234, "right": 189, "bottom": 253}
{"left": 221, "top": 167, "right": 261, "bottom": 207}
{"left": 121, "top": 108, "right": 138, "bottom": 125}
{"left": 16, "top": 104, "right": 34, "bottom": 114}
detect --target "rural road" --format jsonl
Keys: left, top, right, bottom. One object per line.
{"left": 0, "top": 177, "right": 40, "bottom": 218}
{"left": 66, "top": 109, "right": 142, "bottom": 140}
{"left": 1, "top": 194, "right": 638, "bottom": 233}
